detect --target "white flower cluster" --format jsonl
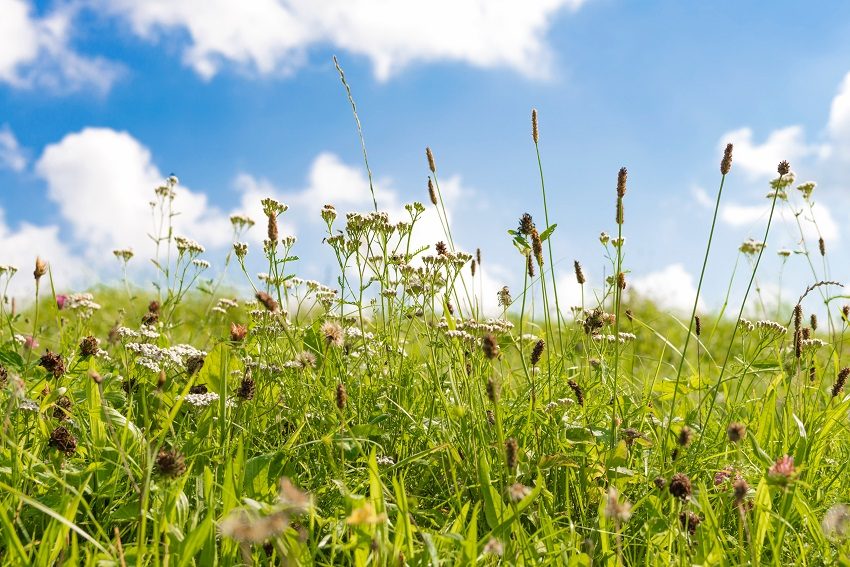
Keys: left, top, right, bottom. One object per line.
{"left": 755, "top": 320, "right": 787, "bottom": 336}
{"left": 0, "top": 265, "right": 19, "bottom": 276}
{"left": 175, "top": 236, "right": 205, "bottom": 255}
{"left": 65, "top": 293, "right": 102, "bottom": 317}
{"left": 183, "top": 392, "right": 220, "bottom": 406}
{"left": 212, "top": 298, "right": 239, "bottom": 314}
{"left": 125, "top": 343, "right": 206, "bottom": 373}
{"left": 591, "top": 332, "right": 637, "bottom": 344}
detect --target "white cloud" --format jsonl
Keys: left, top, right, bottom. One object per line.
{"left": 35, "top": 127, "right": 231, "bottom": 262}
{"left": 720, "top": 199, "right": 838, "bottom": 244}
{"left": 828, "top": 71, "right": 850, "bottom": 157}
{"left": 692, "top": 185, "right": 714, "bottom": 209}
{"left": 0, "top": 0, "right": 121, "bottom": 93}
{"left": 718, "top": 126, "right": 826, "bottom": 181}
{"left": 628, "top": 263, "right": 704, "bottom": 313}
{"left": 0, "top": 125, "right": 26, "bottom": 172}
{"left": 98, "top": 0, "right": 586, "bottom": 81}
{"left": 0, "top": 209, "right": 89, "bottom": 298}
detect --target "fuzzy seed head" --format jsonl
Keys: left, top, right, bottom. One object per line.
{"left": 336, "top": 382, "right": 348, "bottom": 410}
{"left": 435, "top": 241, "right": 448, "bottom": 256}
{"left": 155, "top": 448, "right": 187, "bottom": 479}
{"left": 616, "top": 197, "right": 624, "bottom": 225}
{"left": 531, "top": 229, "right": 544, "bottom": 266}
{"left": 518, "top": 213, "right": 535, "bottom": 236}
{"left": 33, "top": 257, "right": 47, "bottom": 281}
{"left": 321, "top": 321, "right": 345, "bottom": 348}
{"left": 574, "top": 260, "right": 586, "bottom": 285}
{"left": 810, "top": 314, "right": 818, "bottom": 331}
{"left": 616, "top": 167, "right": 628, "bottom": 198}
{"left": 733, "top": 478, "right": 749, "bottom": 504}
{"left": 79, "top": 335, "right": 99, "bottom": 358}
{"left": 819, "top": 237, "right": 826, "bottom": 257}
{"left": 53, "top": 395, "right": 72, "bottom": 420}
{"left": 486, "top": 377, "right": 500, "bottom": 404}
{"left": 427, "top": 177, "right": 438, "bottom": 206}
{"left": 39, "top": 351, "right": 65, "bottom": 379}
{"left": 476, "top": 248, "right": 482, "bottom": 266}
{"left": 568, "top": 379, "right": 584, "bottom": 406}
{"left": 526, "top": 252, "right": 535, "bottom": 278}
{"left": 482, "top": 333, "right": 500, "bottom": 360}
{"left": 237, "top": 374, "right": 256, "bottom": 400}
{"left": 230, "top": 322, "right": 248, "bottom": 342}
{"left": 530, "top": 339, "right": 545, "bottom": 367}
{"left": 720, "top": 143, "right": 733, "bottom": 175}
{"left": 669, "top": 472, "right": 692, "bottom": 500}
{"left": 256, "top": 291, "right": 279, "bottom": 313}
{"left": 694, "top": 315, "right": 702, "bottom": 337}
{"left": 505, "top": 438, "right": 518, "bottom": 470}
{"left": 678, "top": 426, "right": 693, "bottom": 447}
{"left": 679, "top": 511, "right": 701, "bottom": 536}
{"left": 833, "top": 368, "right": 850, "bottom": 398}
{"left": 793, "top": 304, "right": 803, "bottom": 332}
{"left": 778, "top": 160, "right": 791, "bottom": 175}
{"left": 470, "top": 259, "right": 477, "bottom": 277}
{"left": 426, "top": 147, "right": 436, "bottom": 173}
{"left": 49, "top": 426, "right": 77, "bottom": 456}
{"left": 617, "top": 271, "right": 626, "bottom": 290}
{"left": 531, "top": 108, "right": 539, "bottom": 143}
{"left": 727, "top": 422, "right": 746, "bottom": 443}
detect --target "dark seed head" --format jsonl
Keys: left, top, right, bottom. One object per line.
{"left": 530, "top": 339, "right": 545, "bottom": 367}
{"left": 733, "top": 478, "right": 749, "bottom": 505}
{"left": 427, "top": 177, "right": 438, "bottom": 206}
{"left": 679, "top": 511, "right": 701, "bottom": 536}
{"left": 669, "top": 472, "right": 692, "bottom": 500}
{"left": 819, "top": 237, "right": 826, "bottom": 257}
{"left": 426, "top": 147, "right": 436, "bottom": 173}
{"left": 336, "top": 382, "right": 348, "bottom": 410}
{"left": 531, "top": 108, "right": 539, "bottom": 144}
{"left": 777, "top": 160, "right": 790, "bottom": 175}
{"left": 505, "top": 438, "right": 518, "bottom": 470}
{"left": 810, "top": 314, "right": 818, "bottom": 332}
{"left": 518, "top": 213, "right": 535, "bottom": 236}
{"left": 616, "top": 167, "right": 628, "bottom": 198}
{"left": 155, "top": 448, "right": 187, "bottom": 479}
{"left": 567, "top": 379, "right": 584, "bottom": 406}
{"left": 189, "top": 384, "right": 208, "bottom": 395}
{"left": 0, "top": 364, "right": 7, "bottom": 387}
{"left": 256, "top": 291, "right": 279, "bottom": 313}
{"left": 832, "top": 368, "right": 850, "bottom": 398}
{"left": 727, "top": 422, "right": 747, "bottom": 443}
{"left": 574, "top": 260, "right": 586, "bottom": 285}
{"left": 237, "top": 373, "right": 255, "bottom": 401}
{"left": 678, "top": 426, "right": 693, "bottom": 447}
{"left": 482, "top": 334, "right": 500, "bottom": 360}
{"left": 694, "top": 316, "right": 701, "bottom": 337}
{"left": 53, "top": 395, "right": 72, "bottom": 420}
{"left": 186, "top": 354, "right": 205, "bottom": 377}
{"left": 486, "top": 377, "right": 500, "bottom": 404}
{"left": 48, "top": 426, "right": 77, "bottom": 456}
{"left": 435, "top": 241, "right": 448, "bottom": 256}
{"left": 79, "top": 335, "right": 99, "bottom": 358}
{"left": 793, "top": 304, "right": 803, "bottom": 332}
{"left": 720, "top": 143, "right": 733, "bottom": 175}
{"left": 526, "top": 253, "right": 535, "bottom": 278}
{"left": 39, "top": 351, "right": 65, "bottom": 379}
{"left": 653, "top": 476, "right": 666, "bottom": 490}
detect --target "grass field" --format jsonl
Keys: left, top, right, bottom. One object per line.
{"left": 2, "top": 87, "right": 850, "bottom": 566}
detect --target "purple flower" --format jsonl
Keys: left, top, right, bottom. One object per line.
{"left": 56, "top": 295, "right": 67, "bottom": 310}
{"left": 23, "top": 335, "right": 38, "bottom": 350}
{"left": 768, "top": 455, "right": 797, "bottom": 486}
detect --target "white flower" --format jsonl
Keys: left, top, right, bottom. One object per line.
{"left": 183, "top": 392, "right": 220, "bottom": 407}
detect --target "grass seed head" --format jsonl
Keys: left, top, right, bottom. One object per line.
{"left": 679, "top": 511, "right": 701, "bottom": 536}
{"left": 617, "top": 271, "right": 626, "bottom": 290}
{"left": 720, "top": 143, "right": 734, "bottom": 175}
{"left": 531, "top": 228, "right": 544, "bottom": 266}
{"left": 476, "top": 248, "right": 481, "bottom": 265}
{"left": 427, "top": 177, "right": 437, "bottom": 206}
{"left": 336, "top": 382, "right": 347, "bottom": 410}
{"left": 531, "top": 108, "right": 539, "bottom": 143}
{"left": 426, "top": 146, "right": 436, "bottom": 173}
{"left": 833, "top": 368, "right": 849, "bottom": 398}
{"left": 733, "top": 478, "right": 749, "bottom": 505}
{"left": 810, "top": 314, "right": 818, "bottom": 331}
{"left": 574, "top": 260, "right": 586, "bottom": 285}
{"left": 256, "top": 291, "right": 279, "bottom": 313}
{"left": 530, "top": 339, "right": 545, "bottom": 367}
{"left": 568, "top": 379, "right": 584, "bottom": 406}
{"left": 237, "top": 373, "right": 256, "bottom": 401}
{"left": 470, "top": 259, "right": 477, "bottom": 277}
{"left": 486, "top": 377, "right": 500, "bottom": 403}
{"left": 435, "top": 241, "right": 447, "bottom": 256}
{"left": 526, "top": 252, "right": 535, "bottom": 277}
{"left": 819, "top": 237, "right": 826, "bottom": 257}
{"left": 678, "top": 426, "right": 693, "bottom": 447}
{"left": 155, "top": 448, "right": 187, "bottom": 479}
{"left": 482, "top": 333, "right": 500, "bottom": 360}
{"left": 617, "top": 167, "right": 628, "bottom": 198}
{"left": 518, "top": 213, "right": 535, "bottom": 236}
{"left": 505, "top": 438, "right": 518, "bottom": 470}
{"left": 694, "top": 315, "right": 701, "bottom": 337}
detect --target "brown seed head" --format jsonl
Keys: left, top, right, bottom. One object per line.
{"left": 505, "top": 438, "right": 518, "bottom": 470}
{"left": 531, "top": 229, "right": 543, "bottom": 266}
{"left": 256, "top": 291, "right": 279, "bottom": 313}
{"left": 567, "top": 379, "right": 584, "bottom": 406}
{"left": 526, "top": 252, "right": 535, "bottom": 278}
{"left": 574, "top": 260, "right": 586, "bottom": 285}
{"left": 470, "top": 259, "right": 477, "bottom": 277}
{"left": 427, "top": 177, "right": 438, "bottom": 206}
{"left": 669, "top": 472, "right": 692, "bottom": 500}
{"left": 237, "top": 373, "right": 256, "bottom": 400}
{"left": 679, "top": 511, "right": 701, "bottom": 536}
{"left": 616, "top": 167, "right": 628, "bottom": 198}
{"left": 186, "top": 354, "right": 205, "bottom": 377}
{"left": 148, "top": 300, "right": 160, "bottom": 313}
{"left": 426, "top": 147, "right": 436, "bottom": 173}
{"left": 843, "top": 305, "right": 850, "bottom": 320}
{"left": 518, "top": 213, "right": 535, "bottom": 236}
{"left": 267, "top": 213, "right": 279, "bottom": 243}
{"left": 617, "top": 271, "right": 626, "bottom": 290}
{"left": 530, "top": 339, "right": 545, "bottom": 366}
{"left": 732, "top": 478, "right": 749, "bottom": 505}
{"left": 53, "top": 395, "right": 72, "bottom": 420}
{"left": 777, "top": 160, "right": 790, "bottom": 175}
{"left": 90, "top": 370, "right": 103, "bottom": 384}
{"left": 189, "top": 384, "right": 208, "bottom": 395}
{"left": 155, "top": 448, "right": 187, "bottom": 479}
{"left": 727, "top": 422, "right": 747, "bottom": 443}
{"left": 720, "top": 143, "right": 733, "bottom": 175}
{"left": 435, "top": 241, "right": 448, "bottom": 256}
{"left": 482, "top": 333, "right": 500, "bottom": 360}
{"left": 531, "top": 108, "right": 539, "bottom": 144}
{"left": 49, "top": 426, "right": 77, "bottom": 456}
{"left": 486, "top": 377, "right": 500, "bottom": 404}
{"left": 230, "top": 322, "right": 248, "bottom": 342}
{"left": 336, "top": 382, "right": 348, "bottom": 410}
{"left": 793, "top": 304, "right": 803, "bottom": 332}
{"left": 833, "top": 368, "right": 850, "bottom": 398}
{"left": 795, "top": 329, "right": 803, "bottom": 359}
{"left": 678, "top": 426, "right": 693, "bottom": 447}
{"left": 79, "top": 335, "right": 99, "bottom": 358}
{"left": 616, "top": 197, "right": 624, "bottom": 225}
{"left": 810, "top": 314, "right": 818, "bottom": 332}
{"left": 39, "top": 351, "right": 65, "bottom": 378}
{"left": 0, "top": 364, "right": 7, "bottom": 387}
{"left": 33, "top": 257, "right": 47, "bottom": 281}
{"left": 694, "top": 315, "right": 702, "bottom": 337}
{"left": 653, "top": 476, "right": 666, "bottom": 490}
{"left": 819, "top": 237, "right": 826, "bottom": 257}
{"left": 476, "top": 248, "right": 482, "bottom": 266}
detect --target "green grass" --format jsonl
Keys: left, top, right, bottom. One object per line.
{"left": 2, "top": 76, "right": 850, "bottom": 565}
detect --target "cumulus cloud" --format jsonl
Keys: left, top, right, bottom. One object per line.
{"left": 97, "top": 0, "right": 586, "bottom": 81}
{"left": 0, "top": 0, "right": 121, "bottom": 93}
{"left": 0, "top": 125, "right": 26, "bottom": 172}
{"left": 629, "top": 263, "right": 704, "bottom": 313}
{"left": 718, "top": 126, "right": 826, "bottom": 181}
{"left": 35, "top": 127, "right": 232, "bottom": 262}
{"left": 719, "top": 199, "right": 838, "bottom": 244}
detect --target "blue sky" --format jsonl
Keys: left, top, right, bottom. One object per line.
{"left": 2, "top": 0, "right": 850, "bottom": 314}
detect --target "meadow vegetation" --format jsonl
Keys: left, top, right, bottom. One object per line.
{"left": 1, "top": 63, "right": 850, "bottom": 565}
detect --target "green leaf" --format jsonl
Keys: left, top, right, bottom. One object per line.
{"left": 0, "top": 349, "right": 23, "bottom": 371}
{"left": 539, "top": 223, "right": 557, "bottom": 241}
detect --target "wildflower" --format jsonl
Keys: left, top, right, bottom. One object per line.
{"left": 79, "top": 336, "right": 99, "bottom": 358}
{"left": 669, "top": 473, "right": 692, "bottom": 500}
{"left": 155, "top": 448, "right": 187, "bottom": 479}
{"left": 347, "top": 502, "right": 387, "bottom": 525}
{"left": 505, "top": 438, "right": 518, "bottom": 470}
{"left": 518, "top": 213, "right": 535, "bottom": 236}
{"left": 778, "top": 160, "right": 791, "bottom": 175}
{"left": 56, "top": 294, "right": 67, "bottom": 310}
{"left": 220, "top": 509, "right": 289, "bottom": 543}
{"left": 336, "top": 383, "right": 347, "bottom": 410}
{"left": 604, "top": 486, "right": 632, "bottom": 522}
{"left": 599, "top": 231, "right": 610, "bottom": 245}
{"left": 768, "top": 454, "right": 796, "bottom": 485}
{"left": 727, "top": 422, "right": 747, "bottom": 443}
{"left": 714, "top": 468, "right": 732, "bottom": 486}
{"left": 720, "top": 143, "right": 733, "bottom": 175}
{"left": 293, "top": 351, "right": 317, "bottom": 369}
{"left": 113, "top": 249, "right": 134, "bottom": 262}
{"left": 229, "top": 214, "right": 255, "bottom": 230}
{"left": 321, "top": 321, "right": 344, "bottom": 348}
{"left": 530, "top": 339, "right": 545, "bottom": 366}
{"left": 435, "top": 241, "right": 448, "bottom": 256}
{"left": 233, "top": 242, "right": 248, "bottom": 260}
{"left": 497, "top": 286, "right": 511, "bottom": 307}
{"left": 483, "top": 538, "right": 504, "bottom": 556}
{"left": 832, "top": 368, "right": 849, "bottom": 398}
{"left": 679, "top": 511, "right": 701, "bottom": 536}
{"left": 34, "top": 257, "right": 47, "bottom": 281}
{"left": 778, "top": 249, "right": 792, "bottom": 258}
{"left": 507, "top": 483, "right": 531, "bottom": 502}
{"left": 39, "top": 351, "right": 65, "bottom": 378}
{"left": 175, "top": 236, "right": 205, "bottom": 255}
{"left": 481, "top": 334, "right": 500, "bottom": 360}
{"left": 376, "top": 456, "right": 395, "bottom": 466}
{"left": 822, "top": 504, "right": 850, "bottom": 541}
{"left": 230, "top": 322, "right": 248, "bottom": 342}
{"left": 192, "top": 259, "right": 210, "bottom": 270}
{"left": 48, "top": 426, "right": 77, "bottom": 455}
{"left": 183, "top": 392, "right": 219, "bottom": 407}
{"left": 739, "top": 239, "right": 765, "bottom": 255}
{"left": 256, "top": 291, "right": 279, "bottom": 313}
